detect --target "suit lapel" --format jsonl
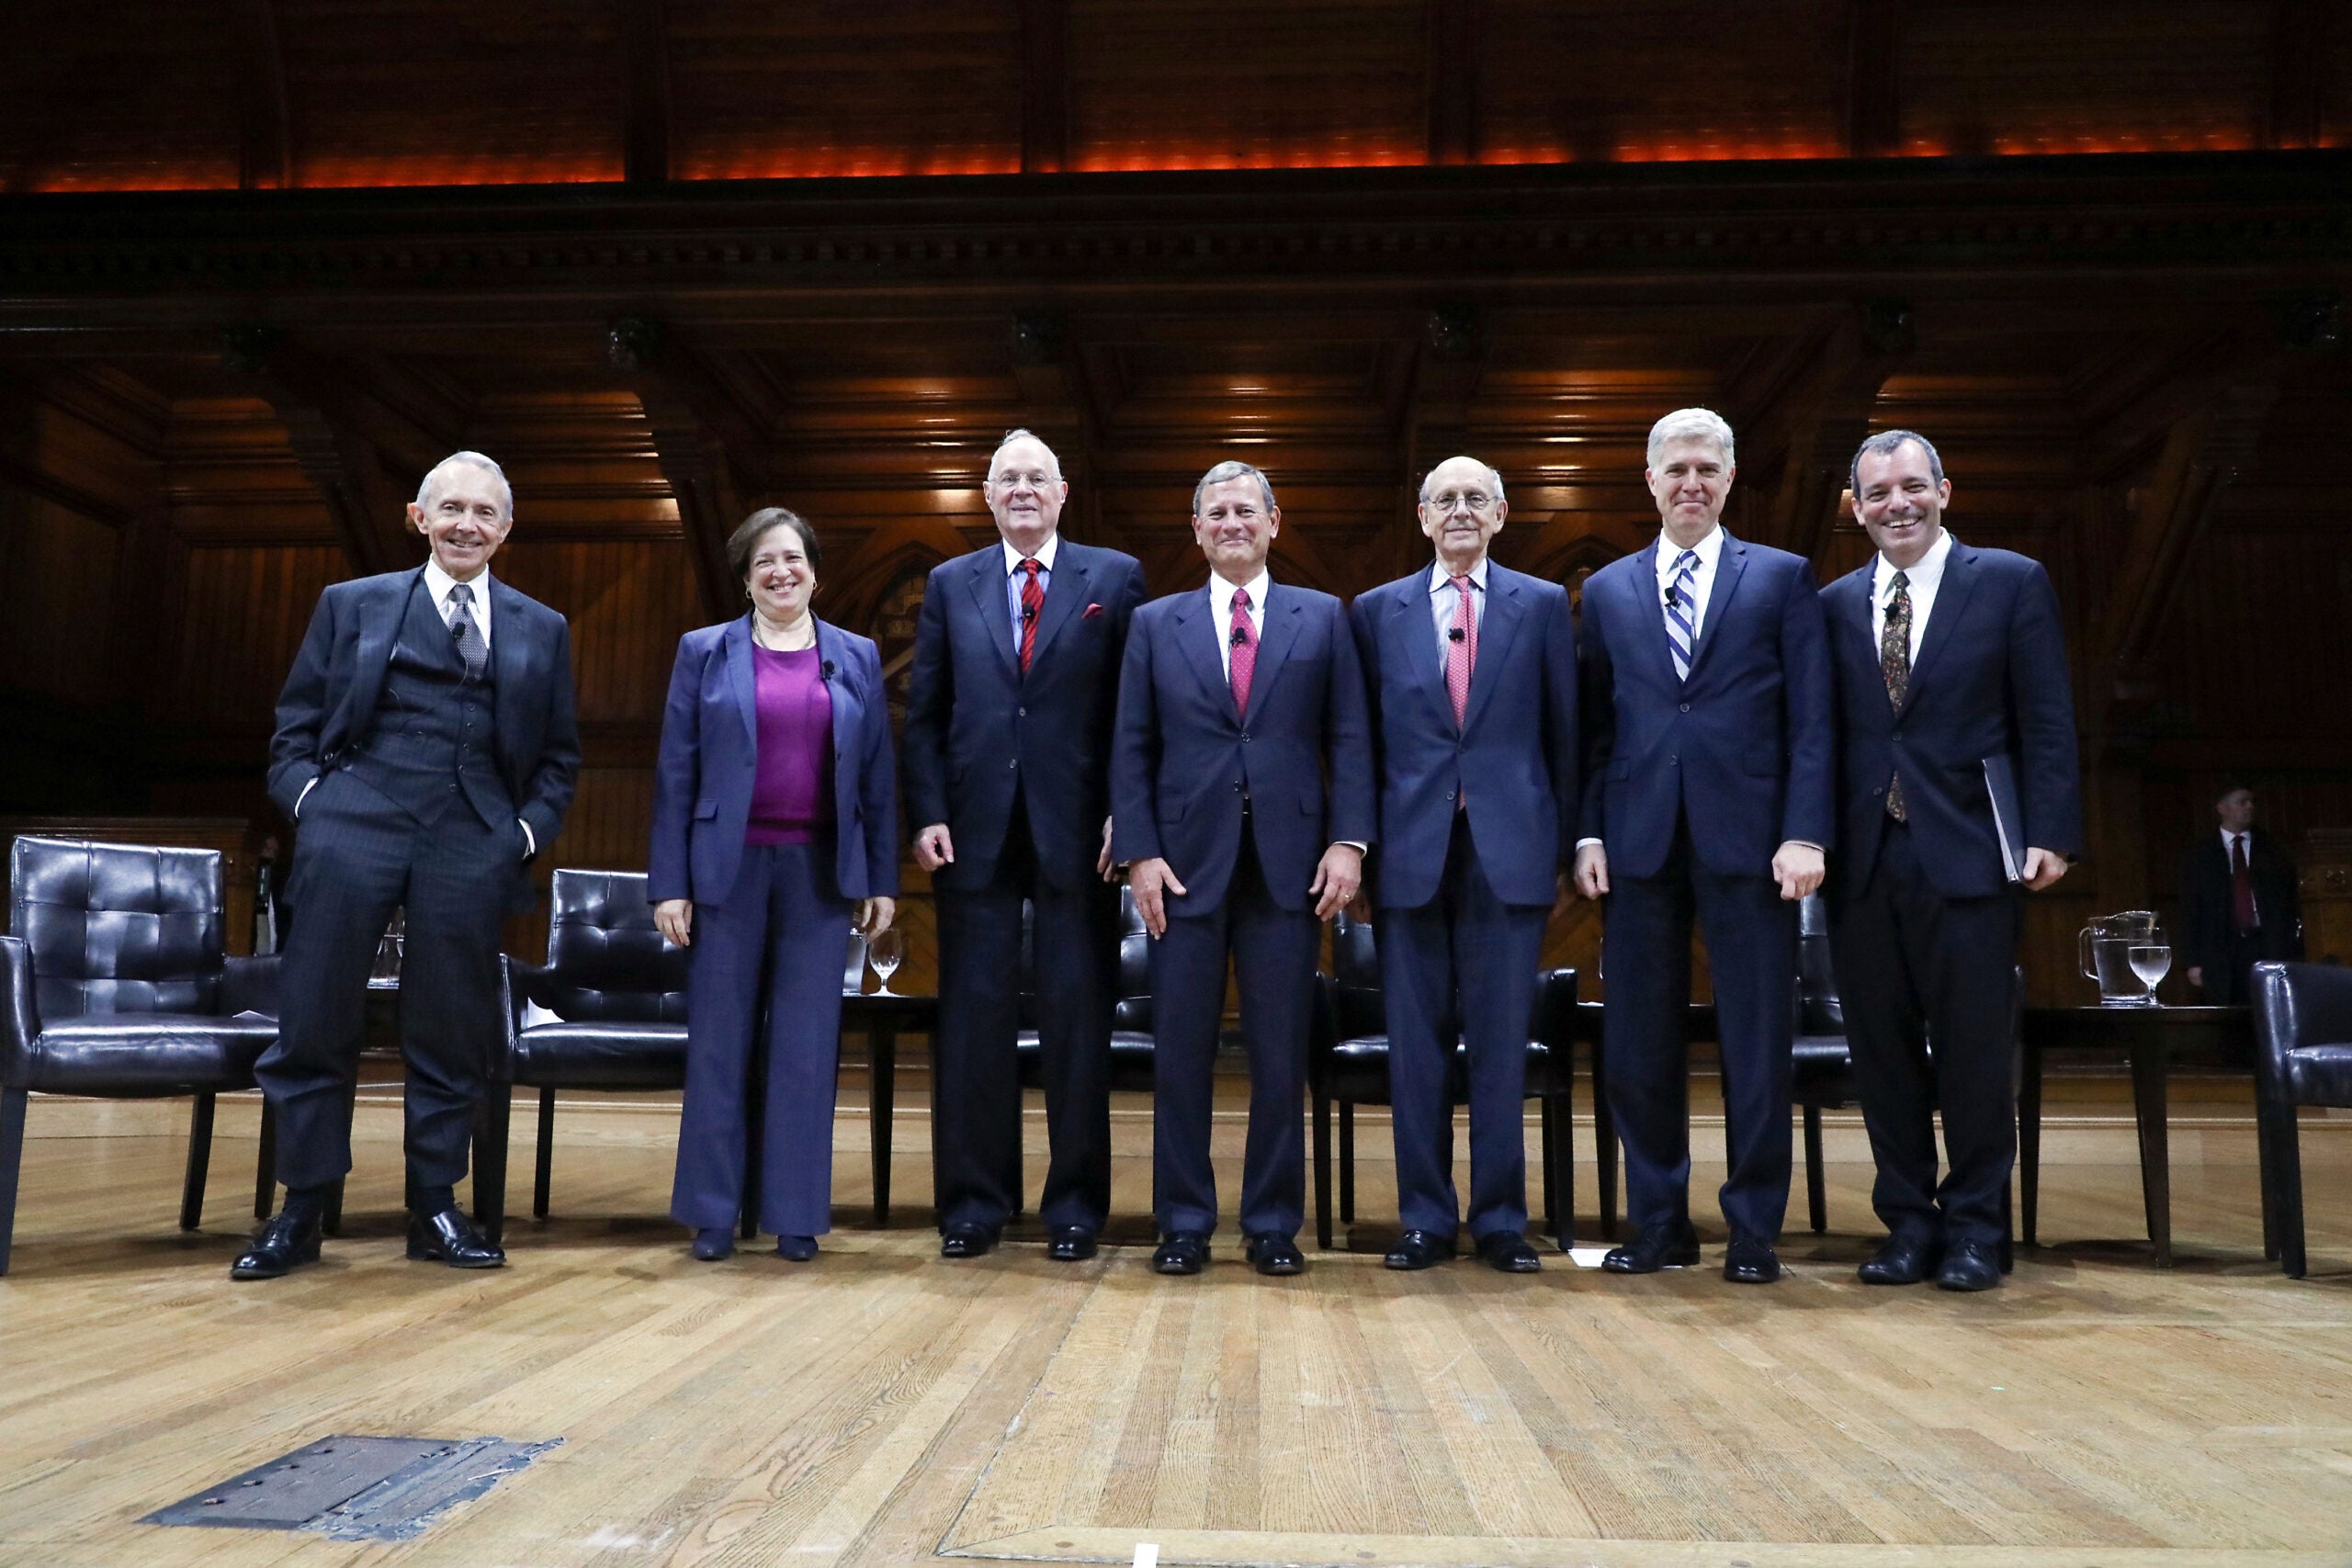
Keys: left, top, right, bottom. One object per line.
{"left": 1027, "top": 544, "right": 1089, "bottom": 671}
{"left": 816, "top": 619, "right": 854, "bottom": 805}
{"left": 1462, "top": 569, "right": 1525, "bottom": 734}
{"left": 962, "top": 549, "right": 1019, "bottom": 681}
{"left": 1392, "top": 570, "right": 1453, "bottom": 724}
{"left": 1903, "top": 538, "right": 1977, "bottom": 705}
{"left": 1682, "top": 532, "right": 1747, "bottom": 684}
{"left": 1243, "top": 583, "right": 1304, "bottom": 723}
{"left": 345, "top": 570, "right": 421, "bottom": 731}
{"left": 721, "top": 614, "right": 758, "bottom": 748}
{"left": 1171, "top": 588, "right": 1229, "bottom": 713}
{"left": 1623, "top": 557, "right": 1680, "bottom": 691}
{"left": 487, "top": 576, "right": 532, "bottom": 739}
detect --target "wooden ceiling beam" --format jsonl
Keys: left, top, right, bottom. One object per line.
{"left": 618, "top": 0, "right": 673, "bottom": 185}
{"left": 232, "top": 0, "right": 292, "bottom": 191}
{"left": 606, "top": 316, "right": 771, "bottom": 621}
{"left": 1425, "top": 0, "right": 1479, "bottom": 167}
{"left": 1018, "top": 0, "right": 1069, "bottom": 175}
{"left": 1844, "top": 0, "right": 1905, "bottom": 158}
{"left": 1739, "top": 303, "right": 1913, "bottom": 563}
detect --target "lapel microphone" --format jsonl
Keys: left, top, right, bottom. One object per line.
{"left": 1229, "top": 624, "right": 1248, "bottom": 649}
{"left": 1448, "top": 626, "right": 1466, "bottom": 643}
{"left": 1022, "top": 604, "right": 1038, "bottom": 622}
{"left": 1664, "top": 585, "right": 1679, "bottom": 610}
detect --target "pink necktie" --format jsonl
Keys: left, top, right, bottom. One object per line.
{"left": 1446, "top": 575, "right": 1476, "bottom": 728}
{"left": 1228, "top": 587, "right": 1256, "bottom": 719}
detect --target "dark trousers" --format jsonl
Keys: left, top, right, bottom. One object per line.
{"left": 1602, "top": 818, "right": 1795, "bottom": 1241}
{"left": 1383, "top": 812, "right": 1546, "bottom": 1241}
{"left": 672, "top": 842, "right": 853, "bottom": 1236}
{"left": 1830, "top": 821, "right": 2020, "bottom": 1247}
{"left": 2197, "top": 926, "right": 2274, "bottom": 1008}
{"left": 1149, "top": 817, "right": 1319, "bottom": 1238}
{"left": 255, "top": 772, "right": 512, "bottom": 1193}
{"left": 933, "top": 807, "right": 1115, "bottom": 1235}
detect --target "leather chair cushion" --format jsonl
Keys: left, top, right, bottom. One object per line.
{"left": 10, "top": 837, "right": 227, "bottom": 1021}
{"left": 21, "top": 1013, "right": 274, "bottom": 1095}
{"left": 1792, "top": 1032, "right": 1856, "bottom": 1102}
{"left": 1013, "top": 1030, "right": 1159, "bottom": 1093}
{"left": 510, "top": 1021, "right": 689, "bottom": 1089}
{"left": 2284, "top": 1044, "right": 2352, "bottom": 1107}
{"left": 540, "top": 869, "right": 687, "bottom": 1024}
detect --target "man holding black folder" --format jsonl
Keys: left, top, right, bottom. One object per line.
{"left": 1822, "top": 430, "right": 2080, "bottom": 1292}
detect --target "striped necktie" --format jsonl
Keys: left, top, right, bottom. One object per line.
{"left": 1664, "top": 549, "right": 1700, "bottom": 681}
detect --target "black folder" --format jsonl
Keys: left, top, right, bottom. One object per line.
{"left": 1982, "top": 754, "right": 2025, "bottom": 883}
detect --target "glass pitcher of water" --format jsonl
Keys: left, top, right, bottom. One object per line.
{"left": 2078, "top": 910, "right": 2160, "bottom": 1006}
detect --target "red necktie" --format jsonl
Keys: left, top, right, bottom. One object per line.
{"left": 1446, "top": 574, "right": 1476, "bottom": 728}
{"left": 2231, "top": 834, "right": 2257, "bottom": 931}
{"left": 1228, "top": 586, "right": 1256, "bottom": 718}
{"left": 1017, "top": 558, "right": 1044, "bottom": 673}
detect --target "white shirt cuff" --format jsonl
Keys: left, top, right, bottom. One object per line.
{"left": 294, "top": 777, "right": 320, "bottom": 819}
{"left": 518, "top": 819, "right": 537, "bottom": 858}
{"left": 1575, "top": 837, "right": 1603, "bottom": 851}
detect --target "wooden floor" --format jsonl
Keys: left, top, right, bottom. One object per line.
{"left": 4, "top": 1074, "right": 2351, "bottom": 1568}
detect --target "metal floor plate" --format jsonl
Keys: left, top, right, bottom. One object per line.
{"left": 145, "top": 1434, "right": 559, "bottom": 1540}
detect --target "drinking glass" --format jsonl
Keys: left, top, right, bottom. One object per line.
{"left": 867, "top": 927, "right": 903, "bottom": 997}
{"left": 2128, "top": 939, "right": 2171, "bottom": 1007}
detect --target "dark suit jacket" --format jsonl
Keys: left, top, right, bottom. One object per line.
{"left": 1821, "top": 540, "right": 2083, "bottom": 900}
{"left": 1350, "top": 563, "right": 1578, "bottom": 909}
{"left": 901, "top": 539, "right": 1146, "bottom": 891}
{"left": 1577, "top": 531, "right": 1834, "bottom": 880}
{"left": 647, "top": 615, "right": 899, "bottom": 908}
{"left": 2178, "top": 828, "right": 2302, "bottom": 977}
{"left": 1110, "top": 581, "right": 1374, "bottom": 915}
{"left": 268, "top": 566, "right": 581, "bottom": 894}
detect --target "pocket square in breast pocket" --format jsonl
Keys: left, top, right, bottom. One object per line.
{"left": 1082, "top": 602, "right": 1104, "bottom": 618}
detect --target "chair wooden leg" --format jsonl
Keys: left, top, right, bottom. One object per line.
{"left": 1312, "top": 1092, "right": 1333, "bottom": 1250}
{"left": 741, "top": 1041, "right": 766, "bottom": 1241}
{"left": 323, "top": 1077, "right": 356, "bottom": 1236}
{"left": 254, "top": 1098, "right": 277, "bottom": 1220}
{"left": 2018, "top": 1038, "right": 2043, "bottom": 1247}
{"left": 1998, "top": 1178, "right": 2015, "bottom": 1274}
{"left": 181, "top": 1093, "right": 217, "bottom": 1232}
{"left": 0, "top": 1088, "right": 27, "bottom": 1275}
{"left": 1338, "top": 1100, "right": 1355, "bottom": 1225}
{"left": 1803, "top": 1103, "right": 1827, "bottom": 1235}
{"left": 1590, "top": 1049, "right": 1619, "bottom": 1241}
{"left": 533, "top": 1088, "right": 556, "bottom": 1220}
{"left": 1544, "top": 1093, "right": 1573, "bottom": 1246}
{"left": 473, "top": 1082, "right": 511, "bottom": 1247}
{"left": 2259, "top": 1096, "right": 2307, "bottom": 1279}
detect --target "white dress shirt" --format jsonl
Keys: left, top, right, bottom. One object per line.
{"left": 1001, "top": 531, "right": 1061, "bottom": 652}
{"left": 1207, "top": 567, "right": 1271, "bottom": 682}
{"left": 1654, "top": 525, "right": 1726, "bottom": 642}
{"left": 1426, "top": 558, "right": 1488, "bottom": 658}
{"left": 1869, "top": 525, "right": 1954, "bottom": 661}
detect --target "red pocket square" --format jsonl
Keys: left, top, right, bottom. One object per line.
{"left": 1082, "top": 603, "right": 1105, "bottom": 618}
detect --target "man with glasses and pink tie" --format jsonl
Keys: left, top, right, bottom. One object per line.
{"left": 1349, "top": 455, "right": 1578, "bottom": 1274}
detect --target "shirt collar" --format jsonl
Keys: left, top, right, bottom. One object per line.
{"left": 423, "top": 558, "right": 492, "bottom": 608}
{"left": 1655, "top": 525, "right": 1724, "bottom": 573}
{"left": 1003, "top": 533, "right": 1060, "bottom": 576}
{"left": 1872, "top": 525, "right": 1954, "bottom": 596}
{"left": 1209, "top": 568, "right": 1272, "bottom": 618}
{"left": 1429, "top": 558, "right": 1489, "bottom": 595}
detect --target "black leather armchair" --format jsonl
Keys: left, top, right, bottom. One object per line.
{"left": 1016, "top": 887, "right": 1155, "bottom": 1093}
{"left": 1309, "top": 911, "right": 1580, "bottom": 1249}
{"left": 1791, "top": 893, "right": 1858, "bottom": 1235}
{"left": 1, "top": 836, "right": 279, "bottom": 1272}
{"left": 486, "top": 868, "right": 690, "bottom": 1246}
{"left": 2250, "top": 961, "right": 2352, "bottom": 1278}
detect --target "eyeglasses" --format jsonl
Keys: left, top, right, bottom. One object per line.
{"left": 1427, "top": 490, "right": 1498, "bottom": 514}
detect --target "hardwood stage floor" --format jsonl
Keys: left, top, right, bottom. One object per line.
{"left": 2, "top": 1075, "right": 2349, "bottom": 1567}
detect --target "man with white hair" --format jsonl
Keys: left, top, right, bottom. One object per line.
{"left": 1574, "top": 409, "right": 1833, "bottom": 1285}
{"left": 236, "top": 452, "right": 581, "bottom": 1279}
{"left": 903, "top": 429, "right": 1147, "bottom": 1262}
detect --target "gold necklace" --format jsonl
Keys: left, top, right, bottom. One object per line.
{"left": 753, "top": 614, "right": 816, "bottom": 652}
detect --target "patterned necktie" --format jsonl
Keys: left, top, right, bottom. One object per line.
{"left": 1446, "top": 574, "right": 1476, "bottom": 728}
{"left": 1664, "top": 549, "right": 1700, "bottom": 681}
{"left": 1017, "top": 558, "right": 1045, "bottom": 673}
{"left": 2232, "top": 834, "right": 2257, "bottom": 931}
{"left": 1227, "top": 586, "right": 1256, "bottom": 719}
{"left": 447, "top": 581, "right": 488, "bottom": 680}
{"left": 1881, "top": 569, "right": 1912, "bottom": 821}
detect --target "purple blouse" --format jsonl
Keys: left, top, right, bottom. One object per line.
{"left": 745, "top": 645, "right": 834, "bottom": 846}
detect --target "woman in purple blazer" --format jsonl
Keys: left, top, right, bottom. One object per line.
{"left": 648, "top": 509, "right": 898, "bottom": 1262}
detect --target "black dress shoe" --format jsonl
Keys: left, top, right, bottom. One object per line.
{"left": 1858, "top": 1233, "right": 1941, "bottom": 1286}
{"left": 1600, "top": 1225, "right": 1700, "bottom": 1274}
{"left": 231, "top": 1211, "right": 322, "bottom": 1280}
{"left": 1046, "top": 1228, "right": 1098, "bottom": 1262}
{"left": 1152, "top": 1232, "right": 1210, "bottom": 1275}
{"left": 407, "top": 1208, "right": 506, "bottom": 1269}
{"left": 691, "top": 1227, "right": 735, "bottom": 1262}
{"left": 1245, "top": 1233, "right": 1305, "bottom": 1276}
{"left": 1935, "top": 1239, "right": 2002, "bottom": 1292}
{"left": 775, "top": 1235, "right": 819, "bottom": 1262}
{"left": 1476, "top": 1231, "right": 1542, "bottom": 1273}
{"left": 940, "top": 1224, "right": 999, "bottom": 1259}
{"left": 1384, "top": 1229, "right": 1457, "bottom": 1270}
{"left": 1723, "top": 1234, "right": 1781, "bottom": 1284}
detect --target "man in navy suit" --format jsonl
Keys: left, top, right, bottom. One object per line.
{"left": 903, "top": 430, "right": 1147, "bottom": 1261}
{"left": 1575, "top": 408, "right": 1833, "bottom": 1285}
{"left": 1350, "top": 455, "right": 1578, "bottom": 1273}
{"left": 1112, "top": 461, "right": 1373, "bottom": 1276}
{"left": 235, "top": 452, "right": 581, "bottom": 1280}
{"left": 1825, "top": 429, "right": 2080, "bottom": 1291}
